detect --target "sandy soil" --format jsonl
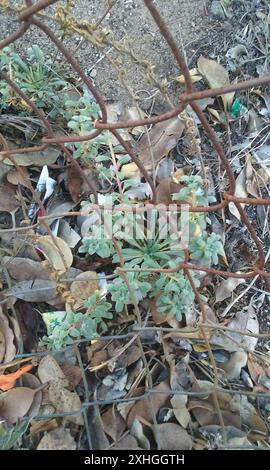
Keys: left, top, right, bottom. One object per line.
{"left": 0, "top": 0, "right": 210, "bottom": 107}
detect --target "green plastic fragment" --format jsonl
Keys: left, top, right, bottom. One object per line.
{"left": 230, "top": 98, "right": 247, "bottom": 118}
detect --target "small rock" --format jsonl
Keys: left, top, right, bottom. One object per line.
{"left": 210, "top": 1, "right": 226, "bottom": 20}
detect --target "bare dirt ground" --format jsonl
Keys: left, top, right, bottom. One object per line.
{"left": 0, "top": 0, "right": 210, "bottom": 106}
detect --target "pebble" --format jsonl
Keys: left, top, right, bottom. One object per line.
{"left": 210, "top": 1, "right": 226, "bottom": 20}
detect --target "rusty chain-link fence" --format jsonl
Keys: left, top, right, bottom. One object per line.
{"left": 1, "top": 0, "right": 270, "bottom": 450}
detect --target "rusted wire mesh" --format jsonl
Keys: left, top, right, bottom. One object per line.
{"left": 1, "top": 0, "right": 270, "bottom": 450}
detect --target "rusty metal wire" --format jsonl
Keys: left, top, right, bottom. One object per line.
{"left": 1, "top": 0, "right": 270, "bottom": 450}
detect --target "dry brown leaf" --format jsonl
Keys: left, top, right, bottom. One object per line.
{"left": 121, "top": 106, "right": 146, "bottom": 135}
{"left": 151, "top": 297, "right": 172, "bottom": 325}
{"left": 248, "top": 414, "right": 268, "bottom": 442}
{"left": 175, "top": 68, "right": 202, "bottom": 84}
{"left": 228, "top": 168, "right": 247, "bottom": 220}
{"left": 57, "top": 220, "right": 81, "bottom": 249}
{"left": 124, "top": 344, "right": 142, "bottom": 368}
{"left": 127, "top": 381, "right": 170, "bottom": 427}
{"left": 130, "top": 419, "right": 150, "bottom": 449}
{"left": 22, "top": 372, "right": 42, "bottom": 418}
{"left": 156, "top": 178, "right": 181, "bottom": 205}
{"left": 197, "top": 56, "right": 234, "bottom": 109}
{"left": 102, "top": 406, "right": 126, "bottom": 441}
{"left": 66, "top": 165, "right": 85, "bottom": 203}
{"left": 38, "top": 355, "right": 68, "bottom": 388}
{"left": 154, "top": 423, "right": 193, "bottom": 450}
{"left": 171, "top": 394, "right": 191, "bottom": 428}
{"left": 217, "top": 350, "right": 248, "bottom": 380}
{"left": 15, "top": 300, "right": 39, "bottom": 352}
{"left": 36, "top": 236, "right": 73, "bottom": 272}
{"left": 0, "top": 329, "right": 5, "bottom": 363}
{"left": 61, "top": 364, "right": 82, "bottom": 391}
{"left": 0, "top": 183, "right": 20, "bottom": 214}
{"left": 215, "top": 277, "right": 246, "bottom": 303}
{"left": 6, "top": 279, "right": 59, "bottom": 303}
{"left": 41, "top": 201, "right": 75, "bottom": 231}
{"left": 138, "top": 116, "right": 184, "bottom": 166}
{"left": 0, "top": 387, "right": 36, "bottom": 424}
{"left": 0, "top": 306, "right": 16, "bottom": 363}
{"left": 6, "top": 166, "right": 32, "bottom": 189}
{"left": 9, "top": 315, "right": 23, "bottom": 354}
{"left": 189, "top": 398, "right": 241, "bottom": 429}
{"left": 3, "top": 256, "right": 53, "bottom": 282}
{"left": 247, "top": 355, "right": 270, "bottom": 384}
{"left": 68, "top": 271, "right": 100, "bottom": 310}
{"left": 49, "top": 382, "right": 83, "bottom": 425}
{"left": 37, "top": 428, "right": 76, "bottom": 450}
{"left": 246, "top": 159, "right": 259, "bottom": 198}
{"left": 112, "top": 434, "right": 141, "bottom": 450}
{"left": 211, "top": 307, "right": 259, "bottom": 352}
{"left": 1, "top": 146, "right": 60, "bottom": 166}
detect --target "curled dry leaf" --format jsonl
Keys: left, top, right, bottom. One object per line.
{"left": 246, "top": 159, "right": 259, "bottom": 198}
{"left": 0, "top": 387, "right": 37, "bottom": 424}
{"left": 138, "top": 116, "right": 184, "bottom": 166}
{"left": 35, "top": 235, "right": 73, "bottom": 272}
{"left": 197, "top": 56, "right": 234, "bottom": 110}
{"left": 37, "top": 428, "right": 76, "bottom": 450}
{"left": 215, "top": 276, "right": 246, "bottom": 303}
{"left": 228, "top": 168, "right": 247, "bottom": 220}
{"left": 130, "top": 419, "right": 150, "bottom": 450}
{"left": 87, "top": 403, "right": 110, "bottom": 450}
{"left": 175, "top": 68, "right": 202, "bottom": 84}
{"left": 154, "top": 423, "right": 193, "bottom": 450}
{"left": 0, "top": 329, "right": 5, "bottom": 363}
{"left": 0, "top": 306, "right": 16, "bottom": 364}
